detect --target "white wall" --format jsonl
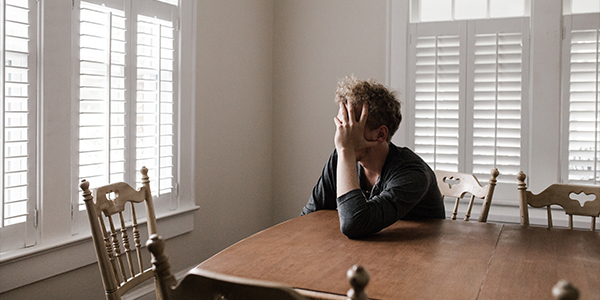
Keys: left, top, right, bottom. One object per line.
{"left": 271, "top": 0, "right": 389, "bottom": 223}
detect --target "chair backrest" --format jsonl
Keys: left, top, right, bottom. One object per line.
{"left": 435, "top": 168, "right": 499, "bottom": 222}
{"left": 517, "top": 171, "right": 600, "bottom": 231}
{"left": 146, "top": 234, "right": 371, "bottom": 300}
{"left": 81, "top": 166, "right": 159, "bottom": 300}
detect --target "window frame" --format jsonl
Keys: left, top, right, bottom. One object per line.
{"left": 405, "top": 17, "right": 530, "bottom": 203}
{"left": 70, "top": 0, "right": 181, "bottom": 233}
{"left": 393, "top": 0, "right": 588, "bottom": 227}
{"left": 392, "top": 0, "right": 563, "bottom": 227}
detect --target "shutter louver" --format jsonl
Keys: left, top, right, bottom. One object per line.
{"left": 472, "top": 32, "right": 523, "bottom": 181}
{"left": 567, "top": 29, "right": 599, "bottom": 184}
{"left": 414, "top": 35, "right": 461, "bottom": 172}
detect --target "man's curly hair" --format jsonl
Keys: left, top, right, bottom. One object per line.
{"left": 335, "top": 76, "right": 402, "bottom": 142}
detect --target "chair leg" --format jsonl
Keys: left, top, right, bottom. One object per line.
{"left": 547, "top": 206, "right": 553, "bottom": 229}
{"left": 452, "top": 198, "right": 460, "bottom": 220}
{"left": 464, "top": 195, "right": 475, "bottom": 221}
{"left": 568, "top": 215, "right": 573, "bottom": 230}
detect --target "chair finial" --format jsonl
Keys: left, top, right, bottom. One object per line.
{"left": 141, "top": 166, "right": 150, "bottom": 186}
{"left": 517, "top": 171, "right": 526, "bottom": 184}
{"left": 552, "top": 280, "right": 579, "bottom": 300}
{"left": 491, "top": 168, "right": 499, "bottom": 179}
{"left": 80, "top": 179, "right": 93, "bottom": 203}
{"left": 346, "top": 265, "right": 369, "bottom": 300}
{"left": 80, "top": 179, "right": 89, "bottom": 191}
{"left": 147, "top": 234, "right": 178, "bottom": 289}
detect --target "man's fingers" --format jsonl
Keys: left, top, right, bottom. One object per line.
{"left": 346, "top": 103, "right": 355, "bottom": 125}
{"left": 334, "top": 116, "right": 342, "bottom": 126}
{"left": 339, "top": 102, "right": 349, "bottom": 124}
{"left": 359, "top": 102, "right": 369, "bottom": 124}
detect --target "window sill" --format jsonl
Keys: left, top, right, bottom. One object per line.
{"left": 0, "top": 205, "right": 199, "bottom": 293}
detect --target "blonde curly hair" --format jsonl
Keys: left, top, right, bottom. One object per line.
{"left": 335, "top": 75, "right": 401, "bottom": 142}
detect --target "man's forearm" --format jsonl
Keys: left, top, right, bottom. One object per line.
{"left": 336, "top": 149, "right": 360, "bottom": 197}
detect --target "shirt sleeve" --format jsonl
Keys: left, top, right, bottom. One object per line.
{"left": 336, "top": 167, "right": 433, "bottom": 239}
{"left": 301, "top": 150, "right": 338, "bottom": 216}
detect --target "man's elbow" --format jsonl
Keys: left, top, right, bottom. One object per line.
{"left": 339, "top": 221, "right": 370, "bottom": 239}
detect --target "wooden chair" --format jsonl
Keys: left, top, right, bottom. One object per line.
{"left": 435, "top": 168, "right": 499, "bottom": 222}
{"left": 81, "top": 166, "right": 160, "bottom": 300}
{"left": 146, "top": 234, "right": 370, "bottom": 300}
{"left": 517, "top": 171, "right": 600, "bottom": 230}
{"left": 552, "top": 280, "right": 579, "bottom": 300}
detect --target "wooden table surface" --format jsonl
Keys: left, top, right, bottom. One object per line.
{"left": 478, "top": 225, "right": 600, "bottom": 300}
{"left": 196, "top": 210, "right": 600, "bottom": 299}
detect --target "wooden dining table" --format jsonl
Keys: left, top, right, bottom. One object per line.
{"left": 196, "top": 210, "right": 600, "bottom": 299}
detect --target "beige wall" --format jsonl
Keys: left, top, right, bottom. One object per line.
{"left": 1, "top": 1, "right": 389, "bottom": 299}
{"left": 272, "top": 0, "right": 388, "bottom": 222}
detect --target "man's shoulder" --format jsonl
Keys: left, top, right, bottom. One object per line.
{"left": 388, "top": 143, "right": 427, "bottom": 164}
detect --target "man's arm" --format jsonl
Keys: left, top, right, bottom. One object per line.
{"left": 336, "top": 169, "right": 433, "bottom": 238}
{"left": 301, "top": 151, "right": 338, "bottom": 215}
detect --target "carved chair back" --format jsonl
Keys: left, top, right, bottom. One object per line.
{"left": 81, "top": 166, "right": 160, "bottom": 300}
{"left": 435, "top": 168, "right": 499, "bottom": 222}
{"left": 517, "top": 171, "right": 600, "bottom": 231}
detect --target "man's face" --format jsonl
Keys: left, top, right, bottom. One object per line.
{"left": 356, "top": 126, "right": 379, "bottom": 162}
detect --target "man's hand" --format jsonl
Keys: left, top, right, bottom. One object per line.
{"left": 333, "top": 102, "right": 378, "bottom": 155}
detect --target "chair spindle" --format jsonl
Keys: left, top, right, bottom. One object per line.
{"left": 452, "top": 198, "right": 460, "bottom": 220}
{"left": 118, "top": 211, "right": 135, "bottom": 279}
{"left": 131, "top": 203, "right": 144, "bottom": 274}
{"left": 464, "top": 194, "right": 475, "bottom": 221}
{"left": 108, "top": 215, "right": 128, "bottom": 283}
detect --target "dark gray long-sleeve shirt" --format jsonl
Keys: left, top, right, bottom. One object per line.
{"left": 301, "top": 143, "right": 445, "bottom": 239}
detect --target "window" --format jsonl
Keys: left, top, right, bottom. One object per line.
{"left": 406, "top": 10, "right": 530, "bottom": 197}
{"left": 571, "top": 0, "right": 600, "bottom": 14}
{"left": 562, "top": 13, "right": 600, "bottom": 184}
{"left": 74, "top": 0, "right": 178, "bottom": 229}
{"left": 413, "top": 0, "right": 528, "bottom": 22}
{"left": 0, "top": 0, "right": 37, "bottom": 253}
{"left": 1, "top": 1, "right": 196, "bottom": 291}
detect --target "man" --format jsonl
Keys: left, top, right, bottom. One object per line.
{"left": 301, "top": 75, "right": 445, "bottom": 239}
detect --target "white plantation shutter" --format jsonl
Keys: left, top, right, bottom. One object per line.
{"left": 75, "top": 0, "right": 178, "bottom": 221}
{"left": 77, "top": 1, "right": 127, "bottom": 210}
{"left": 469, "top": 19, "right": 528, "bottom": 184}
{"left": 0, "top": 0, "right": 37, "bottom": 252}
{"left": 410, "top": 21, "right": 465, "bottom": 172}
{"left": 409, "top": 18, "right": 528, "bottom": 192}
{"left": 136, "top": 14, "right": 175, "bottom": 199}
{"left": 563, "top": 14, "right": 600, "bottom": 184}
